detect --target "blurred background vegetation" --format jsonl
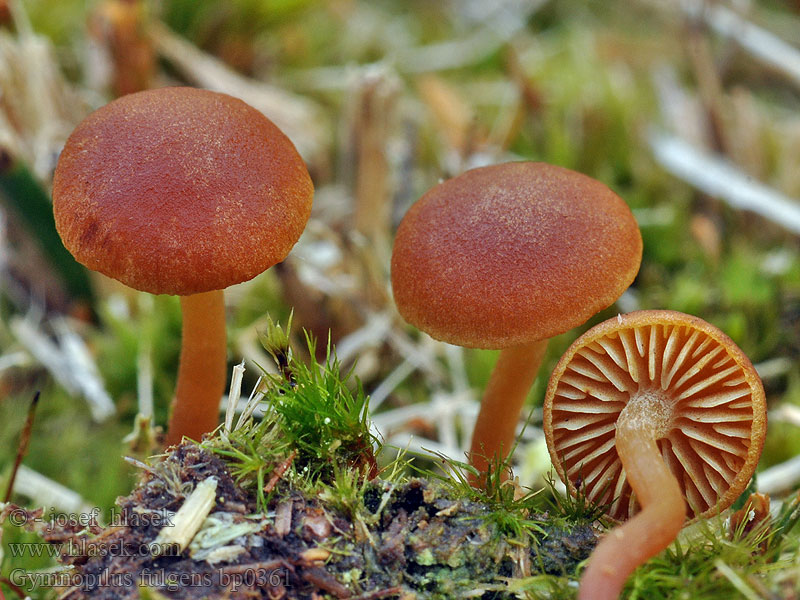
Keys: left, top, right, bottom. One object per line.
{"left": 1, "top": 0, "right": 799, "bottom": 597}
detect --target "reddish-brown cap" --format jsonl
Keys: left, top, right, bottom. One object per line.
{"left": 53, "top": 87, "right": 313, "bottom": 296}
{"left": 390, "top": 162, "right": 642, "bottom": 348}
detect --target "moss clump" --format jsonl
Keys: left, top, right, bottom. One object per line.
{"left": 23, "top": 443, "right": 593, "bottom": 599}
{"left": 2, "top": 325, "right": 595, "bottom": 598}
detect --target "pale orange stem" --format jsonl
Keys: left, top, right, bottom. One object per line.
{"left": 468, "top": 339, "right": 548, "bottom": 486}
{"left": 164, "top": 290, "right": 227, "bottom": 446}
{"left": 578, "top": 405, "right": 686, "bottom": 600}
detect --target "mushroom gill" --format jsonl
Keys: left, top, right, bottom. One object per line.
{"left": 543, "top": 310, "right": 767, "bottom": 600}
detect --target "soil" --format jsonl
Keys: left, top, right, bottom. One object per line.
{"left": 19, "top": 443, "right": 596, "bottom": 599}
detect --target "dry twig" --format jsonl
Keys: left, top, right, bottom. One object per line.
{"left": 648, "top": 130, "right": 800, "bottom": 235}
{"left": 148, "top": 21, "right": 328, "bottom": 165}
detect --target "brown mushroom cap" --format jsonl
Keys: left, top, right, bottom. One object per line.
{"left": 543, "top": 310, "right": 767, "bottom": 521}
{"left": 390, "top": 162, "right": 642, "bottom": 349}
{"left": 53, "top": 87, "right": 313, "bottom": 296}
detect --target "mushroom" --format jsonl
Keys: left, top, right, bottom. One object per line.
{"left": 543, "top": 310, "right": 767, "bottom": 600}
{"left": 390, "top": 162, "right": 641, "bottom": 484}
{"left": 53, "top": 87, "right": 313, "bottom": 445}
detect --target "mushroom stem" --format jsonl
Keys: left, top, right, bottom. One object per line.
{"left": 468, "top": 338, "right": 548, "bottom": 486}
{"left": 165, "top": 290, "right": 227, "bottom": 446}
{"left": 578, "top": 399, "right": 686, "bottom": 600}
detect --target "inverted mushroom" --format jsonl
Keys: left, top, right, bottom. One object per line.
{"left": 543, "top": 310, "right": 767, "bottom": 600}
{"left": 53, "top": 87, "right": 313, "bottom": 446}
{"left": 390, "top": 162, "right": 641, "bottom": 484}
